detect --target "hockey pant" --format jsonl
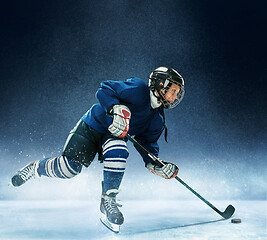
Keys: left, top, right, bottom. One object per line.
{"left": 37, "top": 119, "right": 102, "bottom": 179}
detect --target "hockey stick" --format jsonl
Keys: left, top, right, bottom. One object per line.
{"left": 126, "top": 134, "right": 235, "bottom": 219}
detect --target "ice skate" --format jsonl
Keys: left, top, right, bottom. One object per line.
{"left": 10, "top": 161, "right": 40, "bottom": 187}
{"left": 100, "top": 188, "right": 124, "bottom": 233}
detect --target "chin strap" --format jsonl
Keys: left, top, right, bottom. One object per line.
{"left": 150, "top": 90, "right": 162, "bottom": 109}
{"left": 159, "top": 106, "right": 168, "bottom": 143}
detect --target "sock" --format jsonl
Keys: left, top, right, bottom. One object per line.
{"left": 102, "top": 138, "right": 129, "bottom": 192}
{"left": 37, "top": 156, "right": 82, "bottom": 179}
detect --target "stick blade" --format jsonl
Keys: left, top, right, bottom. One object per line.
{"left": 221, "top": 205, "right": 235, "bottom": 219}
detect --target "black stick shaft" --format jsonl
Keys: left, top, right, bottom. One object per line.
{"left": 126, "top": 134, "right": 233, "bottom": 218}
{"left": 174, "top": 176, "right": 223, "bottom": 216}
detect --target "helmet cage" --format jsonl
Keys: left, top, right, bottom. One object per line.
{"left": 157, "top": 79, "right": 185, "bottom": 109}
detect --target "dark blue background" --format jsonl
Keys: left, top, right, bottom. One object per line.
{"left": 0, "top": 0, "right": 266, "bottom": 200}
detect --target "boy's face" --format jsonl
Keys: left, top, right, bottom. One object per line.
{"left": 159, "top": 84, "right": 181, "bottom": 103}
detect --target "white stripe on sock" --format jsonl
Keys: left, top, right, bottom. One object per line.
{"left": 104, "top": 161, "right": 126, "bottom": 169}
{"left": 47, "top": 158, "right": 57, "bottom": 177}
{"left": 103, "top": 146, "right": 128, "bottom": 156}
{"left": 59, "top": 156, "right": 76, "bottom": 178}
{"left": 63, "top": 156, "right": 79, "bottom": 175}
{"left": 57, "top": 157, "right": 67, "bottom": 178}
{"left": 102, "top": 140, "right": 127, "bottom": 151}
{"left": 45, "top": 160, "right": 51, "bottom": 177}
{"left": 104, "top": 158, "right": 127, "bottom": 161}
{"left": 103, "top": 168, "right": 125, "bottom": 173}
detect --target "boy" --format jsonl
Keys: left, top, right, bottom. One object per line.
{"left": 11, "top": 66, "right": 185, "bottom": 232}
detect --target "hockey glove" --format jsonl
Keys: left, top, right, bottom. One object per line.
{"left": 108, "top": 104, "right": 131, "bottom": 138}
{"left": 146, "top": 161, "right": 178, "bottom": 179}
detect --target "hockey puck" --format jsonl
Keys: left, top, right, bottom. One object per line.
{"left": 231, "top": 218, "right": 241, "bottom": 223}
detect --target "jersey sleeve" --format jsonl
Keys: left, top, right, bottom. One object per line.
{"left": 134, "top": 122, "right": 164, "bottom": 165}
{"left": 95, "top": 80, "right": 122, "bottom": 112}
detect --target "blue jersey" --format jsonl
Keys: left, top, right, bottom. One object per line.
{"left": 81, "top": 77, "right": 164, "bottom": 164}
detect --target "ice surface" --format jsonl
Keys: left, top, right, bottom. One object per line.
{"left": 0, "top": 200, "right": 266, "bottom": 240}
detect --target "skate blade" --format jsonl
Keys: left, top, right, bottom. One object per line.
{"left": 100, "top": 213, "right": 120, "bottom": 233}
{"left": 8, "top": 181, "right": 14, "bottom": 187}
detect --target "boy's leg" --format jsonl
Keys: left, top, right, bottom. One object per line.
{"left": 101, "top": 137, "right": 129, "bottom": 192}
{"left": 11, "top": 119, "right": 103, "bottom": 186}
{"left": 10, "top": 156, "right": 82, "bottom": 186}
{"left": 100, "top": 137, "right": 129, "bottom": 232}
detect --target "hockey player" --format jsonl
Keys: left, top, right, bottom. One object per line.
{"left": 10, "top": 66, "right": 185, "bottom": 233}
